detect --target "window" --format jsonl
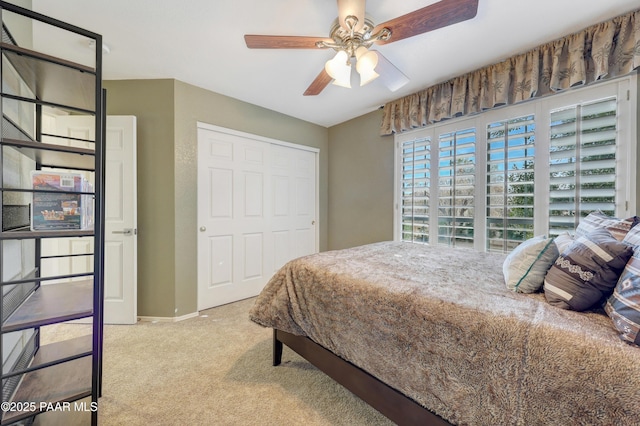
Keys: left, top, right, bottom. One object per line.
{"left": 438, "top": 128, "right": 475, "bottom": 248}
{"left": 401, "top": 137, "right": 431, "bottom": 243}
{"left": 395, "top": 76, "right": 636, "bottom": 253}
{"left": 548, "top": 97, "right": 617, "bottom": 236}
{"left": 486, "top": 115, "right": 535, "bottom": 252}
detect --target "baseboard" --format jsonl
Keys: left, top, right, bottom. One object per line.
{"left": 137, "top": 312, "right": 199, "bottom": 323}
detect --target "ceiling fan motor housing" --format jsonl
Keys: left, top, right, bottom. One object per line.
{"left": 318, "top": 16, "right": 391, "bottom": 58}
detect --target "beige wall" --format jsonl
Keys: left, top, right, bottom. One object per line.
{"left": 104, "top": 80, "right": 177, "bottom": 317}
{"left": 327, "top": 109, "right": 395, "bottom": 250}
{"left": 4, "top": 0, "right": 33, "bottom": 48}
{"left": 104, "top": 79, "right": 328, "bottom": 317}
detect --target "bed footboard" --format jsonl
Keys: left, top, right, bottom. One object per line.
{"left": 273, "top": 329, "right": 451, "bottom": 426}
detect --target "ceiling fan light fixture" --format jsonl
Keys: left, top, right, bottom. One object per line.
{"left": 355, "top": 46, "right": 379, "bottom": 86}
{"left": 325, "top": 50, "right": 352, "bottom": 88}
{"left": 245, "top": 0, "right": 481, "bottom": 96}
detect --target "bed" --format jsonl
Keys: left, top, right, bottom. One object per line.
{"left": 249, "top": 241, "right": 640, "bottom": 425}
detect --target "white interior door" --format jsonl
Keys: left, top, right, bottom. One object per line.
{"left": 45, "top": 115, "right": 138, "bottom": 324}
{"left": 197, "top": 125, "right": 318, "bottom": 311}
{"left": 102, "top": 116, "right": 137, "bottom": 324}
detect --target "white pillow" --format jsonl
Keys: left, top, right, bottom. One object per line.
{"left": 503, "top": 235, "right": 559, "bottom": 293}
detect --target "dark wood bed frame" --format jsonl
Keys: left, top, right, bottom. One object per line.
{"left": 273, "top": 329, "right": 452, "bottom": 426}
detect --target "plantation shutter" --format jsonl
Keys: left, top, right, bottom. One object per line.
{"left": 486, "top": 115, "right": 536, "bottom": 252}
{"left": 438, "top": 128, "right": 475, "bottom": 248}
{"left": 548, "top": 97, "right": 617, "bottom": 236}
{"left": 401, "top": 137, "right": 431, "bottom": 243}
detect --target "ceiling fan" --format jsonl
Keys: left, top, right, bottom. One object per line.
{"left": 244, "top": 0, "right": 479, "bottom": 96}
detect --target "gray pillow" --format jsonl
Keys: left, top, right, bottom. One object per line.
{"left": 575, "top": 211, "right": 639, "bottom": 241}
{"left": 544, "top": 228, "right": 633, "bottom": 311}
{"left": 503, "top": 235, "right": 559, "bottom": 293}
{"left": 605, "top": 250, "right": 640, "bottom": 346}
{"left": 605, "top": 225, "right": 640, "bottom": 346}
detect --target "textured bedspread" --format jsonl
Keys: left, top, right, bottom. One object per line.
{"left": 249, "top": 241, "right": 640, "bottom": 425}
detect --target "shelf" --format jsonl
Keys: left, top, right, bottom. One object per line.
{"left": 1, "top": 350, "right": 92, "bottom": 425}
{"left": 3, "top": 272, "right": 93, "bottom": 287}
{"left": 27, "top": 335, "right": 92, "bottom": 371}
{"left": 1, "top": 42, "right": 96, "bottom": 112}
{"left": 0, "top": 229, "right": 94, "bottom": 240}
{"left": 3, "top": 281, "right": 93, "bottom": 333}
{"left": 2, "top": 335, "right": 92, "bottom": 380}
{"left": 0, "top": 3, "right": 103, "bottom": 424}
{"left": 1, "top": 138, "right": 95, "bottom": 171}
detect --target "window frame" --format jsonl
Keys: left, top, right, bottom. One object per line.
{"left": 393, "top": 75, "right": 637, "bottom": 251}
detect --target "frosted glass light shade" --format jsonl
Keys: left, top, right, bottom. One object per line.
{"left": 325, "top": 50, "right": 351, "bottom": 88}
{"left": 355, "top": 48, "right": 379, "bottom": 86}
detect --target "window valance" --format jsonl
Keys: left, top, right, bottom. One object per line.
{"left": 380, "top": 8, "right": 640, "bottom": 136}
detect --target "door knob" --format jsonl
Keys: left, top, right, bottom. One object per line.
{"left": 200, "top": 226, "right": 207, "bottom": 232}
{"left": 113, "top": 228, "right": 134, "bottom": 236}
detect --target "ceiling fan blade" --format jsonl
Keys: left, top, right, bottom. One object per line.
{"left": 244, "top": 35, "right": 332, "bottom": 49}
{"left": 337, "top": 0, "right": 366, "bottom": 32}
{"left": 303, "top": 69, "right": 333, "bottom": 96}
{"left": 371, "top": 51, "right": 410, "bottom": 92}
{"left": 373, "top": 0, "right": 479, "bottom": 45}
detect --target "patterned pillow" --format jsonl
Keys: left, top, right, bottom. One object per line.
{"left": 605, "top": 252, "right": 640, "bottom": 346}
{"left": 543, "top": 228, "right": 633, "bottom": 311}
{"left": 575, "top": 211, "right": 639, "bottom": 241}
{"left": 605, "top": 225, "right": 640, "bottom": 346}
{"left": 503, "top": 235, "right": 559, "bottom": 293}
{"left": 622, "top": 220, "right": 640, "bottom": 247}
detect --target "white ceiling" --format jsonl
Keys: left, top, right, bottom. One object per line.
{"left": 28, "top": 0, "right": 640, "bottom": 128}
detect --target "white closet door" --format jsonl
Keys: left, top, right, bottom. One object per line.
{"left": 197, "top": 125, "right": 318, "bottom": 311}
{"left": 271, "top": 145, "right": 317, "bottom": 271}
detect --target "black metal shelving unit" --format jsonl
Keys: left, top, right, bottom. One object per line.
{"left": 0, "top": 2, "right": 104, "bottom": 425}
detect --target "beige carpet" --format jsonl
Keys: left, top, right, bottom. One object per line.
{"left": 41, "top": 298, "right": 393, "bottom": 425}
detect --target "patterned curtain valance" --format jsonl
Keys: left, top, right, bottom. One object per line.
{"left": 380, "top": 8, "right": 640, "bottom": 136}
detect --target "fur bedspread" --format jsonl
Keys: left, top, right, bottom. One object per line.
{"left": 249, "top": 241, "right": 640, "bottom": 425}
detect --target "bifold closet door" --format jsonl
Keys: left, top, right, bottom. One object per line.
{"left": 197, "top": 125, "right": 317, "bottom": 311}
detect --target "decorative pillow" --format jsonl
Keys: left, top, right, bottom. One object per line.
{"left": 553, "top": 232, "right": 574, "bottom": 254}
{"left": 605, "top": 249, "right": 640, "bottom": 346}
{"left": 575, "top": 211, "right": 639, "bottom": 241}
{"left": 503, "top": 235, "right": 559, "bottom": 293}
{"left": 543, "top": 228, "right": 633, "bottom": 311}
{"left": 622, "top": 221, "right": 640, "bottom": 247}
